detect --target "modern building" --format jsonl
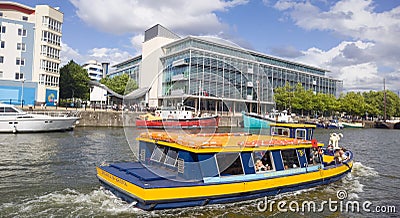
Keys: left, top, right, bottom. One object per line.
{"left": 82, "top": 60, "right": 103, "bottom": 81}
{"left": 0, "top": 2, "right": 63, "bottom": 106}
{"left": 114, "top": 24, "right": 343, "bottom": 114}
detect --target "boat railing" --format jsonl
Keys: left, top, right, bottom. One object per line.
{"left": 28, "top": 111, "right": 80, "bottom": 118}
{"left": 139, "top": 132, "right": 315, "bottom": 150}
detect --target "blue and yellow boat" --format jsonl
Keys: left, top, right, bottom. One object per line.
{"left": 96, "top": 123, "right": 353, "bottom": 210}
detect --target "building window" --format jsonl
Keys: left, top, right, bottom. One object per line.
{"left": 16, "top": 58, "right": 25, "bottom": 66}
{"left": 18, "top": 28, "right": 27, "bottom": 37}
{"left": 22, "top": 16, "right": 28, "bottom": 21}
{"left": 0, "top": 71, "right": 3, "bottom": 78}
{"left": 0, "top": 12, "right": 3, "bottom": 17}
{"left": 17, "top": 43, "right": 26, "bottom": 51}
{"left": 1, "top": 26, "right": 5, "bottom": 33}
{"left": 15, "top": 72, "right": 24, "bottom": 80}
{"left": 0, "top": 41, "right": 4, "bottom": 48}
{"left": 0, "top": 56, "right": 3, "bottom": 63}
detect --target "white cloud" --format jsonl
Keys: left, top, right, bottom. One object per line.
{"left": 61, "top": 42, "right": 132, "bottom": 67}
{"left": 69, "top": 0, "right": 248, "bottom": 36}
{"left": 61, "top": 42, "right": 83, "bottom": 66}
{"left": 130, "top": 34, "right": 144, "bottom": 56}
{"left": 292, "top": 40, "right": 400, "bottom": 92}
{"left": 273, "top": 0, "right": 400, "bottom": 92}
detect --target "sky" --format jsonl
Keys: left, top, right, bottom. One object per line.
{"left": 13, "top": 0, "right": 400, "bottom": 93}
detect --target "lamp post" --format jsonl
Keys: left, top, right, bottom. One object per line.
{"left": 21, "top": 78, "right": 25, "bottom": 108}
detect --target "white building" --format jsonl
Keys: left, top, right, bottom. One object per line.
{"left": 82, "top": 60, "right": 103, "bottom": 81}
{"left": 0, "top": 2, "right": 63, "bottom": 106}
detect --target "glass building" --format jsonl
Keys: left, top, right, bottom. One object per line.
{"left": 114, "top": 25, "right": 343, "bottom": 114}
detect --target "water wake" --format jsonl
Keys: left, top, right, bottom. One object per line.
{"left": 0, "top": 187, "right": 145, "bottom": 217}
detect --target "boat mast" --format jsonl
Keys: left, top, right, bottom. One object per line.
{"left": 198, "top": 81, "right": 202, "bottom": 116}
{"left": 383, "top": 78, "right": 387, "bottom": 121}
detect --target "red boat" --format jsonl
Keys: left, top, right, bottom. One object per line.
{"left": 135, "top": 108, "right": 220, "bottom": 129}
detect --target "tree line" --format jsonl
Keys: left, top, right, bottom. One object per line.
{"left": 59, "top": 60, "right": 138, "bottom": 102}
{"left": 274, "top": 83, "right": 400, "bottom": 118}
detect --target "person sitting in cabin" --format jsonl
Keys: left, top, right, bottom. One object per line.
{"left": 255, "top": 159, "right": 266, "bottom": 171}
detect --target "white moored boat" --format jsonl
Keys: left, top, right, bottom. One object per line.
{"left": 0, "top": 103, "right": 79, "bottom": 133}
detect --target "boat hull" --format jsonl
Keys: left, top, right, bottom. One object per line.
{"left": 242, "top": 112, "right": 271, "bottom": 128}
{"left": 135, "top": 115, "right": 219, "bottom": 129}
{"left": 342, "top": 122, "right": 364, "bottom": 128}
{"left": 0, "top": 116, "right": 79, "bottom": 133}
{"left": 97, "top": 159, "right": 353, "bottom": 210}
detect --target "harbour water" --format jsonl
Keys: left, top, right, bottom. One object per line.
{"left": 0, "top": 127, "right": 398, "bottom": 217}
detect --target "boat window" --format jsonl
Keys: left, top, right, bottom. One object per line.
{"left": 215, "top": 153, "right": 244, "bottom": 176}
{"left": 253, "top": 151, "right": 274, "bottom": 172}
{"left": 295, "top": 129, "right": 307, "bottom": 139}
{"left": 164, "top": 148, "right": 179, "bottom": 167}
{"left": 150, "top": 145, "right": 167, "bottom": 162}
{"left": 271, "top": 127, "right": 290, "bottom": 137}
{"left": 3, "top": 107, "right": 19, "bottom": 113}
{"left": 281, "top": 149, "right": 300, "bottom": 169}
{"left": 307, "top": 129, "right": 313, "bottom": 140}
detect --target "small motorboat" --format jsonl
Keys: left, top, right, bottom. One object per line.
{"left": 135, "top": 107, "right": 219, "bottom": 129}
{"left": 97, "top": 123, "right": 353, "bottom": 210}
{"left": 342, "top": 122, "right": 364, "bottom": 128}
{"left": 0, "top": 103, "right": 79, "bottom": 133}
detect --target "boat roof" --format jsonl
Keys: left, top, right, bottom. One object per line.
{"left": 137, "top": 132, "right": 323, "bottom": 153}
{"left": 270, "top": 123, "right": 316, "bottom": 128}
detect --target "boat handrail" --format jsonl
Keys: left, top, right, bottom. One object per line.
{"left": 138, "top": 132, "right": 321, "bottom": 150}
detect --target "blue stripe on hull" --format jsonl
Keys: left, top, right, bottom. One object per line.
{"left": 242, "top": 113, "right": 271, "bottom": 129}
{"left": 99, "top": 169, "right": 350, "bottom": 211}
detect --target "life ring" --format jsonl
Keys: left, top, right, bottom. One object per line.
{"left": 311, "top": 139, "right": 318, "bottom": 148}
{"left": 168, "top": 115, "right": 174, "bottom": 119}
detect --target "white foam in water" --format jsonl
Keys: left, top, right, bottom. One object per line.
{"left": 1, "top": 187, "right": 146, "bottom": 217}
{"left": 351, "top": 162, "right": 379, "bottom": 178}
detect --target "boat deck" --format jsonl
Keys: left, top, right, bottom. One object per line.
{"left": 98, "top": 162, "right": 203, "bottom": 189}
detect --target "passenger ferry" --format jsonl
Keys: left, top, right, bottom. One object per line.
{"left": 97, "top": 123, "right": 353, "bottom": 210}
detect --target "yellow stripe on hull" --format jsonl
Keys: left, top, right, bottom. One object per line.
{"left": 97, "top": 161, "right": 352, "bottom": 202}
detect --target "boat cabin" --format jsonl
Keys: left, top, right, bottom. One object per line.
{"left": 137, "top": 124, "right": 322, "bottom": 183}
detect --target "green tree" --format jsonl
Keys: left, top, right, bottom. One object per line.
{"left": 339, "top": 92, "right": 366, "bottom": 116}
{"left": 59, "top": 60, "right": 90, "bottom": 100}
{"left": 100, "top": 73, "right": 138, "bottom": 95}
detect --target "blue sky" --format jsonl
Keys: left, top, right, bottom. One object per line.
{"left": 13, "top": 0, "right": 400, "bottom": 92}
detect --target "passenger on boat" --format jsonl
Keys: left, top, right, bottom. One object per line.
{"left": 326, "top": 144, "right": 334, "bottom": 155}
{"left": 339, "top": 148, "right": 348, "bottom": 161}
{"left": 334, "top": 148, "right": 342, "bottom": 164}
{"left": 255, "top": 159, "right": 266, "bottom": 171}
{"left": 311, "top": 148, "right": 323, "bottom": 164}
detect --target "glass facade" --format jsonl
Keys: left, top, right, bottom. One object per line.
{"left": 159, "top": 37, "right": 342, "bottom": 114}
{"left": 109, "top": 55, "right": 141, "bottom": 83}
